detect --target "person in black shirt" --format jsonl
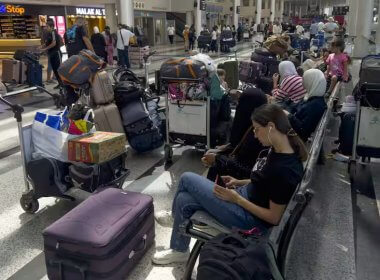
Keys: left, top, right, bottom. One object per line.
{"left": 40, "top": 19, "right": 63, "bottom": 86}
{"left": 152, "top": 104, "right": 307, "bottom": 265}
{"left": 91, "top": 26, "right": 107, "bottom": 61}
{"left": 64, "top": 17, "right": 94, "bottom": 57}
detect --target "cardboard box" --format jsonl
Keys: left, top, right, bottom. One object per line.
{"left": 68, "top": 132, "right": 126, "bottom": 163}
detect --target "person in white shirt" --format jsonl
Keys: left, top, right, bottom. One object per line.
{"left": 323, "top": 17, "right": 339, "bottom": 43}
{"left": 167, "top": 25, "right": 175, "bottom": 44}
{"left": 273, "top": 22, "right": 282, "bottom": 36}
{"left": 211, "top": 27, "right": 218, "bottom": 53}
{"left": 318, "top": 22, "right": 325, "bottom": 32}
{"left": 296, "top": 24, "right": 304, "bottom": 35}
{"left": 116, "top": 24, "right": 135, "bottom": 68}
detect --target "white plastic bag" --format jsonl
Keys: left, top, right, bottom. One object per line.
{"left": 191, "top": 53, "right": 216, "bottom": 73}
{"left": 32, "top": 120, "right": 77, "bottom": 162}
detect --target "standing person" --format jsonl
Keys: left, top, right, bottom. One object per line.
{"left": 237, "top": 23, "right": 243, "bottom": 42}
{"left": 183, "top": 25, "right": 190, "bottom": 52}
{"left": 64, "top": 17, "right": 94, "bottom": 57}
{"left": 232, "top": 25, "right": 237, "bottom": 40}
{"left": 189, "top": 25, "right": 196, "bottom": 51}
{"left": 41, "top": 26, "right": 53, "bottom": 84}
{"left": 102, "top": 26, "right": 114, "bottom": 65}
{"left": 267, "top": 22, "right": 274, "bottom": 37}
{"left": 309, "top": 21, "right": 319, "bottom": 42}
{"left": 116, "top": 24, "right": 135, "bottom": 68}
{"left": 323, "top": 17, "right": 339, "bottom": 44}
{"left": 211, "top": 26, "right": 218, "bottom": 53}
{"left": 40, "top": 19, "right": 63, "bottom": 88}
{"left": 273, "top": 22, "right": 282, "bottom": 36}
{"left": 91, "top": 26, "right": 107, "bottom": 61}
{"left": 167, "top": 24, "right": 175, "bottom": 44}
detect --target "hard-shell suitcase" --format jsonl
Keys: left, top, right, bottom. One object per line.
{"left": 43, "top": 188, "right": 155, "bottom": 280}
{"left": 251, "top": 48, "right": 279, "bottom": 76}
{"left": 93, "top": 103, "right": 124, "bottom": 134}
{"left": 217, "top": 60, "right": 239, "bottom": 90}
{"left": 338, "top": 112, "right": 355, "bottom": 156}
{"left": 91, "top": 71, "right": 114, "bottom": 105}
{"left": 26, "top": 62, "right": 43, "bottom": 86}
{"left": 2, "top": 59, "right": 27, "bottom": 84}
{"left": 239, "top": 61, "right": 265, "bottom": 84}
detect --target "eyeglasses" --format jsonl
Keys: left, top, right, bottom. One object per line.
{"left": 253, "top": 126, "right": 262, "bottom": 135}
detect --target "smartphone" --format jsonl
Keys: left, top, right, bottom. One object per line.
{"left": 215, "top": 175, "right": 226, "bottom": 188}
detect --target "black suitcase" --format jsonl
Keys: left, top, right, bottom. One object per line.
{"left": 251, "top": 48, "right": 279, "bottom": 76}
{"left": 338, "top": 112, "right": 355, "bottom": 156}
{"left": 218, "top": 60, "right": 239, "bottom": 90}
{"left": 43, "top": 188, "right": 155, "bottom": 280}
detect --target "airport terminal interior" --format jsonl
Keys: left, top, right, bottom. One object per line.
{"left": 0, "top": 0, "right": 379, "bottom": 279}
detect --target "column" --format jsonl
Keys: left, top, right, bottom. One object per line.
{"left": 376, "top": 0, "right": 380, "bottom": 53}
{"left": 289, "top": 1, "right": 292, "bottom": 17}
{"left": 347, "top": 0, "right": 358, "bottom": 36}
{"left": 186, "top": 11, "right": 193, "bottom": 26}
{"left": 280, "top": 0, "right": 284, "bottom": 23}
{"left": 105, "top": 3, "right": 117, "bottom": 32}
{"left": 270, "top": 0, "right": 275, "bottom": 22}
{"left": 256, "top": 0, "right": 262, "bottom": 25}
{"left": 353, "top": 0, "right": 374, "bottom": 57}
{"left": 195, "top": 0, "right": 202, "bottom": 36}
{"left": 233, "top": 0, "right": 241, "bottom": 28}
{"left": 299, "top": 6, "right": 302, "bottom": 17}
{"left": 119, "top": 0, "right": 134, "bottom": 27}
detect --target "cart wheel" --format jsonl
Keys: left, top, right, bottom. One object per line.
{"left": 164, "top": 144, "right": 173, "bottom": 163}
{"left": 20, "top": 195, "right": 39, "bottom": 214}
{"left": 348, "top": 160, "right": 356, "bottom": 182}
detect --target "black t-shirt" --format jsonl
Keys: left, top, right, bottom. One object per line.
{"left": 45, "top": 30, "right": 60, "bottom": 55}
{"left": 247, "top": 149, "right": 304, "bottom": 209}
{"left": 64, "top": 25, "right": 87, "bottom": 57}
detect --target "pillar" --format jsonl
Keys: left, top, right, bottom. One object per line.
{"left": 270, "top": 0, "right": 275, "bottom": 22}
{"left": 353, "top": 0, "right": 374, "bottom": 57}
{"left": 289, "top": 2, "right": 292, "bottom": 17}
{"left": 119, "top": 0, "right": 134, "bottom": 27}
{"left": 299, "top": 6, "right": 302, "bottom": 17}
{"left": 186, "top": 11, "right": 193, "bottom": 26}
{"left": 233, "top": 0, "right": 241, "bottom": 28}
{"left": 256, "top": 0, "right": 262, "bottom": 25}
{"left": 195, "top": 0, "right": 202, "bottom": 36}
{"left": 280, "top": 0, "right": 284, "bottom": 23}
{"left": 376, "top": 0, "right": 380, "bottom": 53}
{"left": 347, "top": 0, "right": 358, "bottom": 36}
{"left": 105, "top": 3, "right": 117, "bottom": 32}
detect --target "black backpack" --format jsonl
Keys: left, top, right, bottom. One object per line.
{"left": 197, "top": 232, "right": 282, "bottom": 280}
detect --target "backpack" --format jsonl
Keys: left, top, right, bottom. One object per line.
{"left": 197, "top": 232, "right": 281, "bottom": 280}
{"left": 58, "top": 49, "right": 106, "bottom": 88}
{"left": 66, "top": 25, "right": 78, "bottom": 43}
{"left": 114, "top": 81, "right": 144, "bottom": 108}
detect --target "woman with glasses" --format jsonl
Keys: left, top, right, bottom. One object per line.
{"left": 152, "top": 104, "right": 307, "bottom": 265}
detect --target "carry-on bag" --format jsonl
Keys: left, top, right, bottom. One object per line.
{"left": 359, "top": 55, "right": 380, "bottom": 85}
{"left": 197, "top": 35, "right": 212, "bottom": 49}
{"left": 239, "top": 61, "right": 266, "bottom": 84}
{"left": 26, "top": 61, "right": 43, "bottom": 86}
{"left": 218, "top": 60, "right": 239, "bottom": 90}
{"left": 1, "top": 59, "right": 27, "bottom": 84}
{"left": 338, "top": 112, "right": 355, "bottom": 156}
{"left": 251, "top": 48, "right": 279, "bottom": 76}
{"left": 90, "top": 71, "right": 114, "bottom": 105}
{"left": 43, "top": 188, "right": 155, "bottom": 280}
{"left": 93, "top": 103, "right": 124, "bottom": 134}
{"left": 114, "top": 81, "right": 144, "bottom": 109}
{"left": 160, "top": 58, "right": 208, "bottom": 81}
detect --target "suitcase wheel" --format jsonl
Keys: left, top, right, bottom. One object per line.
{"left": 20, "top": 194, "right": 39, "bottom": 214}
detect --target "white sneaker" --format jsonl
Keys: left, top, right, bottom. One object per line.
{"left": 155, "top": 210, "right": 174, "bottom": 227}
{"left": 152, "top": 248, "right": 190, "bottom": 265}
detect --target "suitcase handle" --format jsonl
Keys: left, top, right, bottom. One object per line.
{"left": 128, "top": 234, "right": 147, "bottom": 260}
{"left": 50, "top": 257, "right": 88, "bottom": 280}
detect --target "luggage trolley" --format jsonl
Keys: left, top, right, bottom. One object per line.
{"left": 0, "top": 87, "right": 129, "bottom": 214}
{"left": 349, "top": 55, "right": 380, "bottom": 180}
{"left": 161, "top": 77, "right": 211, "bottom": 163}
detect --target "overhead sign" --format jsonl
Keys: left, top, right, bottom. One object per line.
{"left": 332, "top": 6, "right": 349, "bottom": 16}
{"left": 200, "top": 0, "right": 207, "bottom": 11}
{"left": 0, "top": 4, "right": 25, "bottom": 15}
{"left": 75, "top": 7, "right": 105, "bottom": 16}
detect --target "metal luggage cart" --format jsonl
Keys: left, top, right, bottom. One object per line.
{"left": 160, "top": 77, "right": 211, "bottom": 163}
{"left": 0, "top": 87, "right": 129, "bottom": 214}
{"left": 349, "top": 82, "right": 380, "bottom": 180}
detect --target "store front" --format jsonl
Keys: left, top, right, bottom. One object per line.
{"left": 0, "top": 3, "right": 66, "bottom": 55}
{"left": 134, "top": 11, "right": 167, "bottom": 46}
{"left": 65, "top": 6, "right": 106, "bottom": 37}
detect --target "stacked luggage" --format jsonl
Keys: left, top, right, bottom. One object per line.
{"left": 2, "top": 50, "right": 43, "bottom": 86}
{"left": 239, "top": 60, "right": 266, "bottom": 85}
{"left": 198, "top": 31, "right": 212, "bottom": 51}
{"left": 220, "top": 30, "right": 236, "bottom": 53}
{"left": 250, "top": 47, "right": 280, "bottom": 77}
{"left": 311, "top": 31, "right": 325, "bottom": 51}
{"left": 129, "top": 45, "right": 150, "bottom": 69}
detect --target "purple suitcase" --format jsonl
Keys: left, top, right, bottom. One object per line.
{"left": 239, "top": 61, "right": 266, "bottom": 84}
{"left": 43, "top": 188, "right": 155, "bottom": 280}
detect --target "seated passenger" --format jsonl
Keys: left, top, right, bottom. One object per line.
{"left": 202, "top": 87, "right": 267, "bottom": 180}
{"left": 301, "top": 48, "right": 330, "bottom": 73}
{"left": 325, "top": 39, "right": 351, "bottom": 95}
{"left": 271, "top": 61, "right": 307, "bottom": 108}
{"left": 286, "top": 69, "right": 327, "bottom": 142}
{"left": 152, "top": 104, "right": 307, "bottom": 265}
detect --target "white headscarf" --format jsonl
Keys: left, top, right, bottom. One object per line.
{"left": 93, "top": 26, "right": 100, "bottom": 34}
{"left": 302, "top": 69, "right": 327, "bottom": 101}
{"left": 279, "top": 61, "right": 298, "bottom": 81}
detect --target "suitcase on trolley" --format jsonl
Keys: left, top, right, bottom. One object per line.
{"left": 43, "top": 188, "right": 155, "bottom": 280}
{"left": 2, "top": 59, "right": 27, "bottom": 84}
{"left": 218, "top": 60, "right": 239, "bottom": 89}
{"left": 239, "top": 61, "right": 265, "bottom": 84}
{"left": 91, "top": 71, "right": 114, "bottom": 105}
{"left": 93, "top": 103, "right": 124, "bottom": 134}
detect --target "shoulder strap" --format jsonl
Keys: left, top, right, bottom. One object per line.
{"left": 229, "top": 126, "right": 252, "bottom": 157}
{"left": 119, "top": 30, "right": 125, "bottom": 46}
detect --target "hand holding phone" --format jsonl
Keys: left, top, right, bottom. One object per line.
{"left": 215, "top": 175, "right": 226, "bottom": 188}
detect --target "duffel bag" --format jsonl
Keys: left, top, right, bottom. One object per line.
{"left": 58, "top": 49, "right": 106, "bottom": 87}
{"left": 160, "top": 58, "right": 208, "bottom": 81}
{"left": 69, "top": 155, "right": 127, "bottom": 192}
{"left": 114, "top": 81, "right": 144, "bottom": 108}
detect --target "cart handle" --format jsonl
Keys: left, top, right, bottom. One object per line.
{"left": 0, "top": 86, "right": 60, "bottom": 122}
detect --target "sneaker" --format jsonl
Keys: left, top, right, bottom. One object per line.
{"left": 155, "top": 210, "right": 174, "bottom": 227}
{"left": 152, "top": 249, "right": 190, "bottom": 265}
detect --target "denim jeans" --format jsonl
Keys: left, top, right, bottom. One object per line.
{"left": 170, "top": 172, "right": 267, "bottom": 252}
{"left": 117, "top": 47, "right": 130, "bottom": 68}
